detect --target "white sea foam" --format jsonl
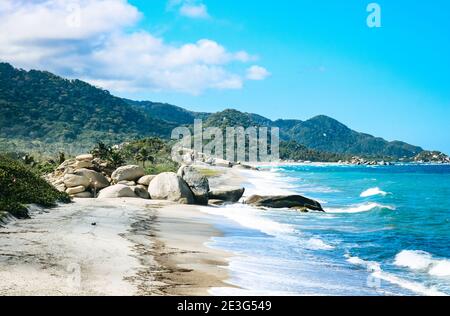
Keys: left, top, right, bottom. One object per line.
{"left": 305, "top": 238, "right": 335, "bottom": 250}
{"left": 394, "top": 250, "right": 450, "bottom": 278}
{"left": 345, "top": 254, "right": 447, "bottom": 296}
{"left": 326, "top": 202, "right": 395, "bottom": 214}
{"left": 201, "top": 204, "right": 295, "bottom": 237}
{"left": 360, "top": 187, "right": 388, "bottom": 198}
{"left": 429, "top": 261, "right": 450, "bottom": 277}
{"left": 394, "top": 250, "right": 433, "bottom": 270}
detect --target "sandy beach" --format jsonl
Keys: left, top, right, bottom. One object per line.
{"left": 0, "top": 165, "right": 250, "bottom": 296}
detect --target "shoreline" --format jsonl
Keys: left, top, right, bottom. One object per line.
{"left": 0, "top": 168, "right": 245, "bottom": 296}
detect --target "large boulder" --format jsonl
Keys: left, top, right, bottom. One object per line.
{"left": 245, "top": 195, "right": 324, "bottom": 212}
{"left": 65, "top": 185, "right": 86, "bottom": 195}
{"left": 97, "top": 184, "right": 137, "bottom": 199}
{"left": 74, "top": 160, "right": 93, "bottom": 169}
{"left": 63, "top": 174, "right": 90, "bottom": 188}
{"left": 137, "top": 175, "right": 156, "bottom": 186}
{"left": 133, "top": 185, "right": 151, "bottom": 199}
{"left": 76, "top": 154, "right": 93, "bottom": 161}
{"left": 148, "top": 172, "right": 194, "bottom": 204}
{"left": 178, "top": 166, "right": 210, "bottom": 205}
{"left": 72, "top": 191, "right": 93, "bottom": 198}
{"left": 111, "top": 165, "right": 145, "bottom": 183}
{"left": 208, "top": 187, "right": 245, "bottom": 203}
{"left": 74, "top": 168, "right": 110, "bottom": 189}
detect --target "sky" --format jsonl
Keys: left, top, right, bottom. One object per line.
{"left": 0, "top": 0, "right": 449, "bottom": 153}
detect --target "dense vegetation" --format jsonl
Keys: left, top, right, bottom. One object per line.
{"left": 201, "top": 110, "right": 423, "bottom": 159}
{"left": 280, "top": 141, "right": 349, "bottom": 162}
{"left": 0, "top": 62, "right": 176, "bottom": 153}
{"left": 126, "top": 99, "right": 209, "bottom": 125}
{"left": 0, "top": 154, "right": 70, "bottom": 220}
{"left": 90, "top": 138, "right": 179, "bottom": 174}
{"left": 0, "top": 62, "right": 426, "bottom": 160}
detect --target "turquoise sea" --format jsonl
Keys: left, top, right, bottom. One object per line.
{"left": 204, "top": 164, "right": 450, "bottom": 296}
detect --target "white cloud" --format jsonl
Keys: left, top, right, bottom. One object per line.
{"left": 0, "top": 0, "right": 267, "bottom": 95}
{"left": 179, "top": 3, "right": 209, "bottom": 19}
{"left": 246, "top": 65, "right": 271, "bottom": 80}
{"left": 168, "top": 0, "right": 209, "bottom": 19}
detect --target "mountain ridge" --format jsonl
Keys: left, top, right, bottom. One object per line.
{"left": 0, "top": 62, "right": 424, "bottom": 158}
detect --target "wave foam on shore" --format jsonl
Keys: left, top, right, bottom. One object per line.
{"left": 394, "top": 250, "right": 450, "bottom": 277}
{"left": 360, "top": 187, "right": 389, "bottom": 197}
{"left": 345, "top": 254, "right": 447, "bottom": 296}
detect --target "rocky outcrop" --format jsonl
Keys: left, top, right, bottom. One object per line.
{"left": 137, "top": 175, "right": 156, "bottom": 186}
{"left": 72, "top": 191, "right": 93, "bottom": 198}
{"left": 133, "top": 185, "right": 151, "bottom": 199}
{"left": 97, "top": 184, "right": 137, "bottom": 199}
{"left": 65, "top": 185, "right": 86, "bottom": 195}
{"left": 63, "top": 174, "right": 90, "bottom": 188}
{"left": 208, "top": 187, "right": 245, "bottom": 203}
{"left": 245, "top": 195, "right": 324, "bottom": 212}
{"left": 74, "top": 168, "right": 110, "bottom": 189}
{"left": 178, "top": 165, "right": 210, "bottom": 205}
{"left": 148, "top": 172, "right": 194, "bottom": 204}
{"left": 76, "top": 154, "right": 93, "bottom": 161}
{"left": 413, "top": 151, "right": 450, "bottom": 163}
{"left": 111, "top": 165, "right": 145, "bottom": 183}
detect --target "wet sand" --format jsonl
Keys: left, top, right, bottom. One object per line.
{"left": 0, "top": 198, "right": 232, "bottom": 295}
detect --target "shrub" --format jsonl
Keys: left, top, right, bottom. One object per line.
{"left": 0, "top": 155, "right": 70, "bottom": 218}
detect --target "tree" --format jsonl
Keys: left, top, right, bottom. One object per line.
{"left": 90, "top": 142, "right": 112, "bottom": 160}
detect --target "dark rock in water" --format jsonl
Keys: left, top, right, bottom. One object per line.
{"left": 178, "top": 166, "right": 210, "bottom": 205}
{"left": 209, "top": 187, "right": 245, "bottom": 203}
{"left": 245, "top": 195, "right": 324, "bottom": 212}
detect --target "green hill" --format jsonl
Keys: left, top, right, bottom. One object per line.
{"left": 0, "top": 62, "right": 424, "bottom": 159}
{"left": 201, "top": 110, "right": 422, "bottom": 158}
{"left": 0, "top": 62, "right": 176, "bottom": 153}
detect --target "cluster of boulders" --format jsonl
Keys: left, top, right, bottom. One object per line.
{"left": 45, "top": 154, "right": 114, "bottom": 198}
{"left": 339, "top": 157, "right": 392, "bottom": 166}
{"left": 175, "top": 148, "right": 258, "bottom": 170}
{"left": 413, "top": 151, "right": 450, "bottom": 164}
{"left": 45, "top": 154, "right": 246, "bottom": 206}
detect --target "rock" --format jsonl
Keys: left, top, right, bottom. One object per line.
{"left": 212, "top": 158, "right": 232, "bottom": 168}
{"left": 74, "top": 160, "right": 93, "bottom": 169}
{"left": 245, "top": 195, "right": 324, "bottom": 212}
{"left": 137, "top": 175, "right": 156, "bottom": 186}
{"left": 65, "top": 185, "right": 86, "bottom": 195}
{"left": 97, "top": 184, "right": 137, "bottom": 199}
{"left": 57, "top": 158, "right": 77, "bottom": 171}
{"left": 133, "top": 185, "right": 151, "bottom": 199}
{"left": 55, "top": 184, "right": 66, "bottom": 192}
{"left": 74, "top": 168, "right": 110, "bottom": 189}
{"left": 208, "top": 187, "right": 245, "bottom": 203}
{"left": 111, "top": 165, "right": 145, "bottom": 182}
{"left": 208, "top": 199, "right": 226, "bottom": 206}
{"left": 118, "top": 180, "right": 136, "bottom": 186}
{"left": 148, "top": 172, "right": 194, "bottom": 204}
{"left": 72, "top": 191, "right": 93, "bottom": 198}
{"left": 178, "top": 166, "right": 210, "bottom": 205}
{"left": 63, "top": 174, "right": 90, "bottom": 188}
{"left": 76, "top": 154, "right": 93, "bottom": 161}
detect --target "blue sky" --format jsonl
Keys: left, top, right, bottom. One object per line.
{"left": 1, "top": 0, "right": 449, "bottom": 153}
{"left": 126, "top": 0, "right": 450, "bottom": 153}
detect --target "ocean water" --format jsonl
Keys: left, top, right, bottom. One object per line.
{"left": 204, "top": 164, "right": 450, "bottom": 296}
